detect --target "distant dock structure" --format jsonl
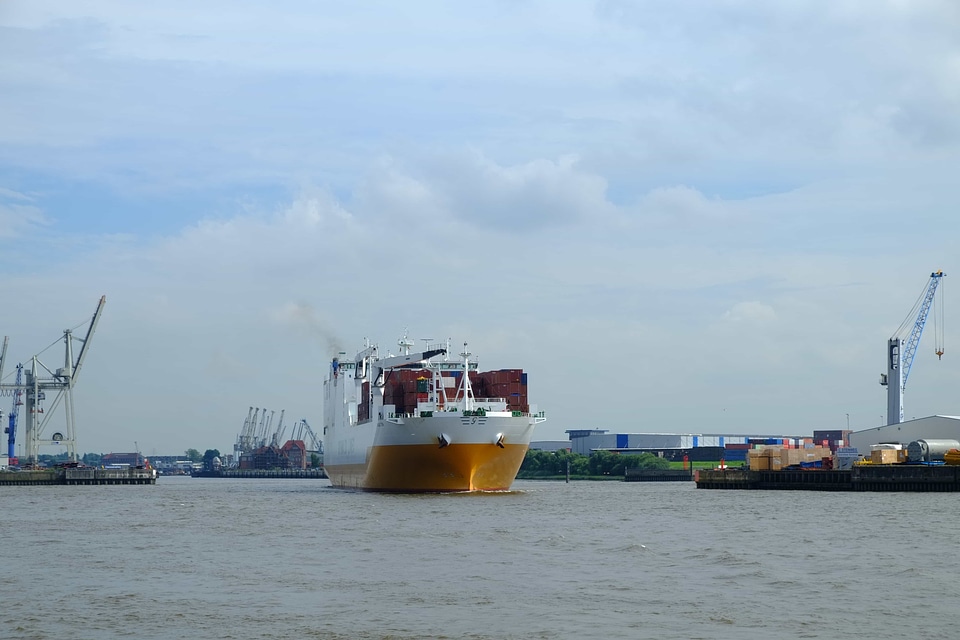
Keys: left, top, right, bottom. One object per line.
{"left": 0, "top": 465, "right": 158, "bottom": 486}
{"left": 191, "top": 468, "right": 327, "bottom": 479}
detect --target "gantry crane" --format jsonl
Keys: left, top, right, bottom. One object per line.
{"left": 880, "top": 271, "right": 945, "bottom": 425}
{"left": 0, "top": 296, "right": 106, "bottom": 463}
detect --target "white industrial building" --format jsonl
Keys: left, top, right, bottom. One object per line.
{"left": 849, "top": 415, "right": 960, "bottom": 453}
{"left": 563, "top": 429, "right": 811, "bottom": 456}
{"left": 566, "top": 430, "right": 742, "bottom": 455}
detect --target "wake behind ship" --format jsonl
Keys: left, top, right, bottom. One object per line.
{"left": 322, "top": 336, "right": 546, "bottom": 492}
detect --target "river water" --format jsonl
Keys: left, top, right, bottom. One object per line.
{"left": 2, "top": 475, "right": 957, "bottom": 639}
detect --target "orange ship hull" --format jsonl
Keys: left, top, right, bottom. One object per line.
{"left": 326, "top": 442, "right": 529, "bottom": 492}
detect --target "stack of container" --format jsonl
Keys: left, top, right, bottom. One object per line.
{"left": 479, "top": 369, "right": 528, "bottom": 413}
{"left": 381, "top": 368, "right": 530, "bottom": 415}
{"left": 748, "top": 446, "right": 832, "bottom": 471}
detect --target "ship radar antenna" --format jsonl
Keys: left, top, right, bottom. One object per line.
{"left": 398, "top": 331, "right": 414, "bottom": 356}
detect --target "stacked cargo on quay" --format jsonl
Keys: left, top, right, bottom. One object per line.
{"left": 323, "top": 336, "right": 545, "bottom": 492}
{"left": 696, "top": 438, "right": 960, "bottom": 491}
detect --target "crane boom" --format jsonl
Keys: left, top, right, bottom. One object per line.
{"left": 901, "top": 272, "right": 944, "bottom": 386}
{"left": 0, "top": 336, "right": 7, "bottom": 383}
{"left": 881, "top": 271, "right": 945, "bottom": 425}
{"left": 71, "top": 295, "right": 106, "bottom": 383}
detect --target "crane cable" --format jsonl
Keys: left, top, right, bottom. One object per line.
{"left": 893, "top": 284, "right": 927, "bottom": 339}
{"left": 935, "top": 277, "right": 945, "bottom": 359}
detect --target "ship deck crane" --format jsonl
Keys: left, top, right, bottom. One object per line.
{"left": 880, "top": 271, "right": 945, "bottom": 425}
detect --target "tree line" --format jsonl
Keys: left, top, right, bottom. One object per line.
{"left": 518, "top": 449, "right": 669, "bottom": 478}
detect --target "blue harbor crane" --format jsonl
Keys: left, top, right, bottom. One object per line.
{"left": 880, "top": 270, "right": 945, "bottom": 425}
{"left": 6, "top": 364, "right": 24, "bottom": 463}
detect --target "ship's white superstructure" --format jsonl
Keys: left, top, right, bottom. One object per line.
{"left": 322, "top": 337, "right": 545, "bottom": 492}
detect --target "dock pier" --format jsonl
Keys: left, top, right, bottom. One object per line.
{"left": 625, "top": 468, "right": 694, "bottom": 482}
{"left": 696, "top": 464, "right": 960, "bottom": 492}
{"left": 191, "top": 468, "right": 327, "bottom": 479}
{"left": 0, "top": 467, "right": 158, "bottom": 486}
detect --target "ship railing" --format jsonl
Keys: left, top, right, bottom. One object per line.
{"left": 387, "top": 408, "right": 542, "bottom": 420}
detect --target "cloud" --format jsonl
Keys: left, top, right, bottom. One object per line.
{"left": 0, "top": 188, "right": 48, "bottom": 238}
{"left": 359, "top": 152, "right": 617, "bottom": 232}
{"left": 721, "top": 301, "right": 777, "bottom": 325}
{"left": 637, "top": 185, "right": 730, "bottom": 226}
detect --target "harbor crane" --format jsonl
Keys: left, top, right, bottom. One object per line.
{"left": 270, "top": 410, "right": 287, "bottom": 447}
{"left": 0, "top": 337, "right": 21, "bottom": 464}
{"left": 880, "top": 271, "right": 945, "bottom": 425}
{"left": 291, "top": 417, "right": 322, "bottom": 453}
{"left": 0, "top": 296, "right": 106, "bottom": 463}
{"left": 3, "top": 362, "right": 24, "bottom": 464}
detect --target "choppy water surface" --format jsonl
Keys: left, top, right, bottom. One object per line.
{"left": 3, "top": 476, "right": 958, "bottom": 639}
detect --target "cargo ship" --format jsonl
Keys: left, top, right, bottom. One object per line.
{"left": 322, "top": 336, "right": 545, "bottom": 492}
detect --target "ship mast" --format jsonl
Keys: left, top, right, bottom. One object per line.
{"left": 460, "top": 343, "right": 474, "bottom": 411}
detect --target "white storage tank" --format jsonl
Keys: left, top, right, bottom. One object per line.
{"left": 906, "top": 439, "right": 960, "bottom": 463}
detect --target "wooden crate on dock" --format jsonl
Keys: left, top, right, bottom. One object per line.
{"left": 748, "top": 450, "right": 769, "bottom": 471}
{"left": 871, "top": 449, "right": 900, "bottom": 464}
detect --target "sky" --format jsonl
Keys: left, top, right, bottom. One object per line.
{"left": 2, "top": 1, "right": 960, "bottom": 458}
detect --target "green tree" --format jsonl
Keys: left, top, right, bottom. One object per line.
{"left": 310, "top": 453, "right": 322, "bottom": 469}
{"left": 82, "top": 452, "right": 103, "bottom": 466}
{"left": 185, "top": 448, "right": 202, "bottom": 462}
{"left": 588, "top": 450, "right": 618, "bottom": 475}
{"left": 202, "top": 449, "right": 221, "bottom": 470}
{"left": 518, "top": 449, "right": 669, "bottom": 479}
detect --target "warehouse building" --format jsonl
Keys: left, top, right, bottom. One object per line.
{"left": 849, "top": 415, "right": 960, "bottom": 453}
{"left": 563, "top": 429, "right": 841, "bottom": 462}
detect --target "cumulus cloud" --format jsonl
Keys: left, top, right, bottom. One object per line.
{"left": 722, "top": 301, "right": 777, "bottom": 324}
{"left": 637, "top": 185, "right": 731, "bottom": 226}
{"left": 360, "top": 152, "right": 617, "bottom": 231}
